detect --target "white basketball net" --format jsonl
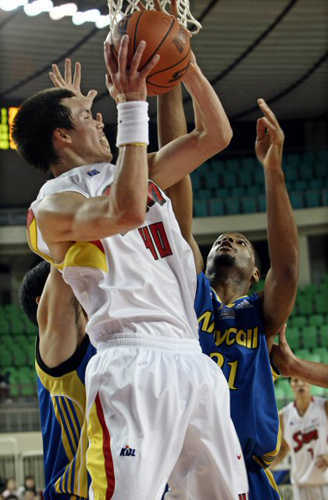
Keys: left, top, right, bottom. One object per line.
{"left": 107, "top": 0, "right": 202, "bottom": 34}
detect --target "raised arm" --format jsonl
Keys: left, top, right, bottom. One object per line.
{"left": 155, "top": 84, "right": 204, "bottom": 272}
{"left": 37, "top": 37, "right": 160, "bottom": 250}
{"left": 148, "top": 52, "right": 232, "bottom": 190}
{"left": 37, "top": 265, "right": 86, "bottom": 368}
{"left": 272, "top": 325, "right": 328, "bottom": 389}
{"left": 256, "top": 100, "right": 299, "bottom": 349}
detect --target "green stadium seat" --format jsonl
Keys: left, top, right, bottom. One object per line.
{"left": 9, "top": 373, "right": 20, "bottom": 398}
{"left": 315, "top": 294, "right": 328, "bottom": 314}
{"left": 231, "top": 187, "right": 245, "bottom": 197}
{"left": 309, "top": 179, "right": 324, "bottom": 190}
{"left": 297, "top": 295, "right": 313, "bottom": 315}
{"left": 322, "top": 274, "right": 328, "bottom": 284}
{"left": 222, "top": 171, "right": 237, "bottom": 188}
{"left": 190, "top": 175, "right": 201, "bottom": 190}
{"left": 0, "top": 347, "right": 13, "bottom": 369}
{"left": 293, "top": 180, "right": 308, "bottom": 191}
{"left": 13, "top": 348, "right": 27, "bottom": 367}
{"left": 215, "top": 188, "right": 229, "bottom": 198}
{"left": 253, "top": 167, "right": 265, "bottom": 186}
{"left": 284, "top": 165, "right": 298, "bottom": 182}
{"left": 309, "top": 314, "right": 325, "bottom": 328}
{"left": 292, "top": 315, "right": 307, "bottom": 329}
{"left": 302, "top": 151, "right": 316, "bottom": 163}
{"left": 211, "top": 160, "right": 225, "bottom": 172}
{"left": 209, "top": 199, "right": 224, "bottom": 216}
{"left": 225, "top": 197, "right": 240, "bottom": 215}
{"left": 289, "top": 192, "right": 304, "bottom": 209}
{"left": 312, "top": 347, "right": 327, "bottom": 362}
{"left": 295, "top": 348, "right": 311, "bottom": 359}
{"left": 314, "top": 162, "right": 328, "bottom": 179}
{"left": 0, "top": 315, "right": 10, "bottom": 335}
{"left": 198, "top": 189, "right": 212, "bottom": 200}
{"left": 317, "top": 151, "right": 328, "bottom": 162}
{"left": 319, "top": 325, "right": 328, "bottom": 347}
{"left": 322, "top": 351, "right": 328, "bottom": 364}
{"left": 311, "top": 385, "right": 325, "bottom": 397}
{"left": 318, "top": 282, "right": 328, "bottom": 295}
{"left": 279, "top": 380, "right": 295, "bottom": 399}
{"left": 286, "top": 153, "right": 301, "bottom": 166}
{"left": 246, "top": 185, "right": 261, "bottom": 196}
{"left": 241, "top": 197, "right": 257, "bottom": 214}
{"left": 226, "top": 159, "right": 240, "bottom": 172}
{"left": 305, "top": 353, "right": 321, "bottom": 363}
{"left": 204, "top": 172, "right": 220, "bottom": 189}
{"left": 193, "top": 200, "right": 208, "bottom": 217}
{"left": 257, "top": 194, "right": 266, "bottom": 212}
{"left": 285, "top": 327, "right": 301, "bottom": 350}
{"left": 305, "top": 190, "right": 321, "bottom": 208}
{"left": 238, "top": 171, "right": 252, "bottom": 187}
{"left": 299, "top": 163, "right": 313, "bottom": 180}
{"left": 26, "top": 321, "right": 38, "bottom": 336}
{"left": 301, "top": 326, "right": 318, "bottom": 349}
{"left": 241, "top": 157, "right": 256, "bottom": 168}
{"left": 300, "top": 283, "right": 318, "bottom": 299}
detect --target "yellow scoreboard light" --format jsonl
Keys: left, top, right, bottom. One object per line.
{"left": 0, "top": 106, "right": 19, "bottom": 150}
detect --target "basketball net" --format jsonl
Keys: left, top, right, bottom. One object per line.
{"left": 107, "top": 0, "right": 202, "bottom": 34}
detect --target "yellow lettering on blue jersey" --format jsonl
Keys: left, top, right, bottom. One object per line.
{"left": 198, "top": 311, "right": 214, "bottom": 333}
{"left": 212, "top": 327, "right": 259, "bottom": 350}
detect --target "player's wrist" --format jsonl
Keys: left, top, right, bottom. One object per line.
{"left": 116, "top": 101, "right": 149, "bottom": 147}
{"left": 116, "top": 92, "right": 144, "bottom": 103}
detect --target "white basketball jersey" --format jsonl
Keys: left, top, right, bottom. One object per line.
{"left": 28, "top": 163, "right": 198, "bottom": 346}
{"left": 282, "top": 397, "right": 328, "bottom": 485}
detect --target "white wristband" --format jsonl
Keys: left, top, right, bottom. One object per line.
{"left": 116, "top": 101, "right": 149, "bottom": 147}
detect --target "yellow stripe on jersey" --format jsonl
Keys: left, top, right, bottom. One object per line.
{"left": 253, "top": 421, "right": 282, "bottom": 468}
{"left": 63, "top": 241, "right": 108, "bottom": 273}
{"left": 271, "top": 365, "right": 280, "bottom": 382}
{"left": 263, "top": 468, "right": 281, "bottom": 498}
{"left": 52, "top": 397, "right": 74, "bottom": 462}
{"left": 26, "top": 210, "right": 64, "bottom": 270}
{"left": 87, "top": 399, "right": 109, "bottom": 499}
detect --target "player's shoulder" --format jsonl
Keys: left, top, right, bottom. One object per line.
{"left": 280, "top": 400, "right": 294, "bottom": 416}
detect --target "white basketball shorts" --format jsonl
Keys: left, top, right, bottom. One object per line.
{"left": 85, "top": 333, "right": 249, "bottom": 500}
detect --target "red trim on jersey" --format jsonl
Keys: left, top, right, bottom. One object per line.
{"left": 26, "top": 208, "right": 35, "bottom": 228}
{"left": 90, "top": 240, "right": 106, "bottom": 253}
{"left": 95, "top": 393, "right": 115, "bottom": 499}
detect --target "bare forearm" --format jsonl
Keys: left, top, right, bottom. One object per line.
{"left": 183, "top": 64, "right": 232, "bottom": 152}
{"left": 266, "top": 168, "right": 299, "bottom": 281}
{"left": 271, "top": 447, "right": 289, "bottom": 469}
{"left": 288, "top": 357, "right": 328, "bottom": 389}
{"left": 157, "top": 84, "right": 187, "bottom": 148}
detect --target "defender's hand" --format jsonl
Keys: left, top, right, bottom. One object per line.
{"left": 49, "top": 58, "right": 97, "bottom": 107}
{"left": 255, "top": 99, "right": 284, "bottom": 170}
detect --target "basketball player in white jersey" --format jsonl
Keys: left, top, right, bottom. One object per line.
{"left": 272, "top": 377, "right": 328, "bottom": 500}
{"left": 12, "top": 32, "right": 248, "bottom": 500}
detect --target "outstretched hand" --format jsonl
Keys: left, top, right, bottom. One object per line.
{"left": 271, "top": 324, "right": 296, "bottom": 377}
{"left": 49, "top": 58, "right": 97, "bottom": 107}
{"left": 104, "top": 35, "right": 160, "bottom": 102}
{"left": 255, "top": 99, "right": 284, "bottom": 170}
{"left": 316, "top": 455, "right": 328, "bottom": 471}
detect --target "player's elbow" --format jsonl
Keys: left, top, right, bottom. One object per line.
{"left": 197, "top": 125, "right": 233, "bottom": 156}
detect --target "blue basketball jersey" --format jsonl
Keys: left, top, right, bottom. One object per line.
{"left": 195, "top": 273, "right": 280, "bottom": 467}
{"left": 36, "top": 334, "right": 96, "bottom": 499}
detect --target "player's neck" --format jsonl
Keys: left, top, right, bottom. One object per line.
{"left": 212, "top": 278, "right": 248, "bottom": 305}
{"left": 295, "top": 395, "right": 311, "bottom": 416}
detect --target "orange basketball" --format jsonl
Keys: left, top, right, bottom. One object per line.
{"left": 109, "top": 10, "right": 191, "bottom": 96}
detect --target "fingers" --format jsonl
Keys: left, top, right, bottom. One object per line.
{"left": 51, "top": 63, "right": 66, "bottom": 87}
{"left": 170, "top": 0, "right": 178, "bottom": 18}
{"left": 64, "top": 58, "right": 72, "bottom": 85}
{"left": 73, "top": 61, "right": 81, "bottom": 89}
{"left": 140, "top": 53, "right": 160, "bottom": 78}
{"left": 49, "top": 71, "right": 61, "bottom": 88}
{"left": 154, "top": 0, "right": 164, "bottom": 12}
{"left": 258, "top": 98, "right": 284, "bottom": 139}
{"left": 129, "top": 40, "right": 146, "bottom": 75}
{"left": 279, "top": 324, "right": 287, "bottom": 342}
{"left": 97, "top": 112, "right": 103, "bottom": 123}
{"left": 104, "top": 41, "right": 118, "bottom": 76}
{"left": 137, "top": 1, "right": 146, "bottom": 10}
{"left": 117, "top": 34, "right": 129, "bottom": 75}
{"left": 86, "top": 89, "right": 98, "bottom": 102}
{"left": 256, "top": 117, "right": 267, "bottom": 141}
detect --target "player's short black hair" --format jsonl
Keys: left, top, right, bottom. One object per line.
{"left": 19, "top": 261, "right": 51, "bottom": 326}
{"left": 12, "top": 88, "right": 75, "bottom": 172}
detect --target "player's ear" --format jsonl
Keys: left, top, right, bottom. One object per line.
{"left": 35, "top": 296, "right": 41, "bottom": 305}
{"left": 53, "top": 128, "right": 72, "bottom": 145}
{"left": 250, "top": 267, "right": 260, "bottom": 287}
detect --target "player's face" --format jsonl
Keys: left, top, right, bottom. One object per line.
{"left": 61, "top": 96, "right": 112, "bottom": 164}
{"left": 207, "top": 233, "right": 254, "bottom": 270}
{"left": 290, "top": 377, "right": 311, "bottom": 397}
